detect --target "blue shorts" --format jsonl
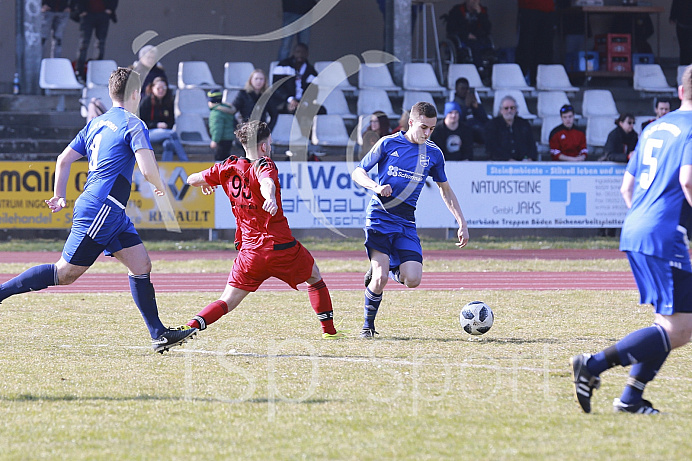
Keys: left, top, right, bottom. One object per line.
{"left": 626, "top": 251, "right": 692, "bottom": 316}
{"left": 62, "top": 194, "right": 142, "bottom": 267}
{"left": 364, "top": 222, "right": 423, "bottom": 269}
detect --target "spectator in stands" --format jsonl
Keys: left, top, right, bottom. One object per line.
{"left": 208, "top": 90, "right": 237, "bottom": 161}
{"left": 443, "top": 0, "right": 492, "bottom": 69}
{"left": 431, "top": 102, "right": 474, "bottom": 161}
{"left": 132, "top": 45, "right": 168, "bottom": 97}
{"left": 484, "top": 95, "right": 537, "bottom": 161}
{"left": 549, "top": 104, "right": 587, "bottom": 161}
{"left": 232, "top": 69, "right": 279, "bottom": 131}
{"left": 41, "top": 1, "right": 70, "bottom": 58}
{"left": 601, "top": 113, "right": 638, "bottom": 163}
{"left": 139, "top": 77, "right": 188, "bottom": 162}
{"left": 361, "top": 111, "right": 391, "bottom": 155}
{"left": 392, "top": 110, "right": 410, "bottom": 133}
{"left": 71, "top": 0, "right": 118, "bottom": 82}
{"left": 641, "top": 97, "right": 671, "bottom": 131}
{"left": 453, "top": 77, "right": 488, "bottom": 143}
{"left": 278, "top": 0, "right": 317, "bottom": 61}
{"left": 515, "top": 0, "right": 555, "bottom": 85}
{"left": 670, "top": 0, "right": 692, "bottom": 65}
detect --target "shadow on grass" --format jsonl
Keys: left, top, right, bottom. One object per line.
{"left": 1, "top": 394, "right": 332, "bottom": 405}
{"left": 388, "top": 336, "right": 561, "bottom": 344}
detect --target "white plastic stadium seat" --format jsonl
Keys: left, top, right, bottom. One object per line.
{"left": 177, "top": 61, "right": 218, "bottom": 90}
{"left": 358, "top": 63, "right": 401, "bottom": 94}
{"left": 536, "top": 64, "right": 578, "bottom": 93}
{"left": 540, "top": 115, "right": 563, "bottom": 145}
{"left": 271, "top": 113, "right": 309, "bottom": 147}
{"left": 633, "top": 115, "right": 651, "bottom": 135}
{"left": 39, "top": 58, "right": 84, "bottom": 111}
{"left": 174, "top": 88, "right": 210, "bottom": 118}
{"left": 581, "top": 89, "right": 619, "bottom": 118}
{"left": 402, "top": 91, "right": 436, "bottom": 115}
{"left": 314, "top": 61, "right": 357, "bottom": 93}
{"left": 86, "top": 59, "right": 117, "bottom": 88}
{"left": 356, "top": 88, "right": 398, "bottom": 119}
{"left": 80, "top": 86, "right": 112, "bottom": 118}
{"left": 491, "top": 63, "right": 535, "bottom": 93}
{"left": 222, "top": 89, "right": 238, "bottom": 105}
{"left": 316, "top": 87, "right": 356, "bottom": 121}
{"left": 492, "top": 89, "right": 536, "bottom": 121}
{"left": 536, "top": 91, "right": 576, "bottom": 119}
{"left": 586, "top": 116, "right": 615, "bottom": 147}
{"left": 633, "top": 64, "right": 676, "bottom": 95}
{"left": 311, "top": 114, "right": 351, "bottom": 147}
{"left": 173, "top": 113, "right": 211, "bottom": 145}
{"left": 223, "top": 61, "right": 255, "bottom": 90}
{"left": 446, "top": 63, "right": 491, "bottom": 95}
{"left": 402, "top": 63, "right": 446, "bottom": 95}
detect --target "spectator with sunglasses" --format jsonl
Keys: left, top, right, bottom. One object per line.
{"left": 549, "top": 104, "right": 587, "bottom": 161}
{"left": 601, "top": 113, "right": 638, "bottom": 163}
{"left": 484, "top": 95, "right": 537, "bottom": 161}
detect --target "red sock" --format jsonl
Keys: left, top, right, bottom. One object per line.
{"left": 187, "top": 299, "right": 229, "bottom": 330}
{"left": 307, "top": 279, "right": 336, "bottom": 335}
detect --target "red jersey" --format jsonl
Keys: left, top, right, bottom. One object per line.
{"left": 202, "top": 156, "right": 294, "bottom": 250}
{"left": 549, "top": 124, "right": 588, "bottom": 160}
{"left": 518, "top": 0, "right": 555, "bottom": 13}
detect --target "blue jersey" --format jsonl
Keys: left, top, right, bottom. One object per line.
{"left": 620, "top": 109, "right": 692, "bottom": 263}
{"left": 358, "top": 131, "right": 448, "bottom": 224}
{"left": 69, "top": 107, "right": 152, "bottom": 208}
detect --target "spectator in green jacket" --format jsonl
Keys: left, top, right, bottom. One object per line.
{"left": 207, "top": 90, "right": 237, "bottom": 161}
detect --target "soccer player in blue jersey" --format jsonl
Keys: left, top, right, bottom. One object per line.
{"left": 351, "top": 101, "right": 469, "bottom": 338}
{"left": 571, "top": 65, "right": 692, "bottom": 414}
{"left": 0, "top": 68, "right": 197, "bottom": 353}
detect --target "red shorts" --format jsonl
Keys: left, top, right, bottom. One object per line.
{"left": 228, "top": 241, "right": 315, "bottom": 292}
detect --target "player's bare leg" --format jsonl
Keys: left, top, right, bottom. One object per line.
{"left": 113, "top": 244, "right": 197, "bottom": 352}
{"left": 397, "top": 261, "right": 422, "bottom": 288}
{"left": 187, "top": 284, "right": 251, "bottom": 331}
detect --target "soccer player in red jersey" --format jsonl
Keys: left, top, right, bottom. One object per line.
{"left": 183, "top": 120, "right": 345, "bottom": 339}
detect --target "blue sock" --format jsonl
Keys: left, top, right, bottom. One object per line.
{"left": 363, "top": 287, "right": 382, "bottom": 330}
{"left": 0, "top": 264, "right": 58, "bottom": 301}
{"left": 587, "top": 324, "right": 671, "bottom": 376}
{"left": 129, "top": 274, "right": 166, "bottom": 339}
{"left": 620, "top": 325, "right": 671, "bottom": 404}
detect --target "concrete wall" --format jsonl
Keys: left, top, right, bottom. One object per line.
{"left": 2, "top": 0, "right": 679, "bottom": 89}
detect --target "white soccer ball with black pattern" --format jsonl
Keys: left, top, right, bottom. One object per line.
{"left": 459, "top": 301, "right": 494, "bottom": 335}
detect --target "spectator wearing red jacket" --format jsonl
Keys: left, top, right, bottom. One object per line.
{"left": 549, "top": 104, "right": 587, "bottom": 161}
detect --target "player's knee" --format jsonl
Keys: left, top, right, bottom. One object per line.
{"left": 403, "top": 276, "right": 421, "bottom": 288}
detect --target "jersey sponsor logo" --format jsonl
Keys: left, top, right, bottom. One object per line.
{"left": 387, "top": 165, "right": 424, "bottom": 182}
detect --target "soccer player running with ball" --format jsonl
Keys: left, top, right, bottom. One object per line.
{"left": 0, "top": 68, "right": 197, "bottom": 353}
{"left": 182, "top": 120, "right": 345, "bottom": 339}
{"left": 351, "top": 102, "right": 469, "bottom": 338}
{"left": 571, "top": 65, "right": 692, "bottom": 415}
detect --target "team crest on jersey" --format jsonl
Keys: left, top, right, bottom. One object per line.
{"left": 419, "top": 152, "right": 429, "bottom": 167}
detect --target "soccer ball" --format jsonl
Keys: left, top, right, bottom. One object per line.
{"left": 459, "top": 301, "right": 494, "bottom": 335}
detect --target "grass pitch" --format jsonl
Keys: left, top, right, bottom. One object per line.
{"left": 2, "top": 288, "right": 692, "bottom": 460}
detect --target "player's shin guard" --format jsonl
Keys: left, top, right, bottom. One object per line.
{"left": 619, "top": 325, "right": 671, "bottom": 404}
{"left": 363, "top": 287, "right": 382, "bottom": 330}
{"left": 307, "top": 279, "right": 336, "bottom": 334}
{"left": 0, "top": 264, "right": 58, "bottom": 302}
{"left": 129, "top": 274, "right": 166, "bottom": 339}
{"left": 187, "top": 300, "right": 229, "bottom": 330}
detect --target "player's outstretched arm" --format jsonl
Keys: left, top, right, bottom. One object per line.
{"left": 351, "top": 166, "right": 392, "bottom": 196}
{"left": 437, "top": 181, "right": 469, "bottom": 248}
{"left": 259, "top": 177, "right": 279, "bottom": 216}
{"left": 186, "top": 171, "right": 215, "bottom": 195}
{"left": 620, "top": 171, "right": 636, "bottom": 209}
{"left": 46, "top": 147, "right": 82, "bottom": 212}
{"left": 135, "top": 148, "right": 166, "bottom": 196}
{"left": 681, "top": 164, "right": 692, "bottom": 207}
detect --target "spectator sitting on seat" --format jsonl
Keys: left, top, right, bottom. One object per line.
{"left": 641, "top": 97, "right": 671, "bottom": 131}
{"left": 484, "top": 95, "right": 537, "bottom": 161}
{"left": 132, "top": 45, "right": 168, "bottom": 97}
{"left": 453, "top": 77, "right": 487, "bottom": 143}
{"left": 601, "top": 113, "right": 638, "bottom": 163}
{"left": 208, "top": 89, "right": 237, "bottom": 161}
{"left": 444, "top": 1, "right": 492, "bottom": 68}
{"left": 431, "top": 102, "right": 474, "bottom": 161}
{"left": 361, "top": 111, "right": 391, "bottom": 155}
{"left": 139, "top": 77, "right": 188, "bottom": 162}
{"left": 392, "top": 110, "right": 410, "bottom": 133}
{"left": 549, "top": 104, "right": 587, "bottom": 161}
{"left": 232, "top": 68, "right": 279, "bottom": 131}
